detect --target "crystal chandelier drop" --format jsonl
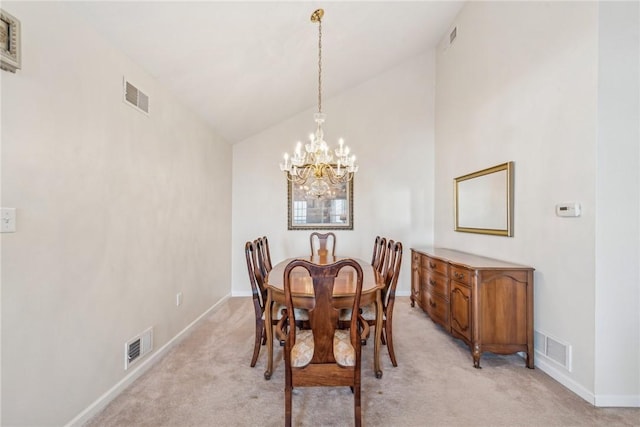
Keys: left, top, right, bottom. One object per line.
{"left": 279, "top": 9, "right": 358, "bottom": 197}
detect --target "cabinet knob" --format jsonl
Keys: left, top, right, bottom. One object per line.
{"left": 429, "top": 298, "right": 436, "bottom": 308}
{"left": 429, "top": 278, "right": 435, "bottom": 286}
{"left": 429, "top": 262, "right": 436, "bottom": 268}
{"left": 454, "top": 272, "right": 464, "bottom": 280}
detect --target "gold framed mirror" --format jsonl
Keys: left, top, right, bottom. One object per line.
{"left": 454, "top": 162, "right": 514, "bottom": 236}
{"left": 287, "top": 178, "right": 353, "bottom": 230}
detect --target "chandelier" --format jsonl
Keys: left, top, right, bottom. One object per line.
{"left": 279, "top": 9, "right": 358, "bottom": 197}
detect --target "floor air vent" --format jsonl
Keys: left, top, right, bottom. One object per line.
{"left": 535, "top": 330, "right": 572, "bottom": 371}
{"left": 123, "top": 78, "right": 149, "bottom": 114}
{"left": 125, "top": 327, "right": 153, "bottom": 370}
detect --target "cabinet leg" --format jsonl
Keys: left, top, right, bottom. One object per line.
{"left": 526, "top": 351, "right": 534, "bottom": 369}
{"left": 472, "top": 345, "right": 482, "bottom": 369}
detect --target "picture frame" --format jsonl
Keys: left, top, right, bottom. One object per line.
{"left": 287, "top": 177, "right": 353, "bottom": 230}
{"left": 1, "top": 9, "right": 21, "bottom": 73}
{"left": 454, "top": 162, "right": 514, "bottom": 236}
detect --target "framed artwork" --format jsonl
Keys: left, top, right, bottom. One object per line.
{"left": 288, "top": 177, "right": 353, "bottom": 230}
{"left": 1, "top": 9, "right": 20, "bottom": 73}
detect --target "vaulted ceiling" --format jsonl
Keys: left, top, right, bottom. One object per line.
{"left": 66, "top": 1, "right": 464, "bottom": 143}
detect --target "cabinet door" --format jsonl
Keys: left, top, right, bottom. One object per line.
{"left": 477, "top": 270, "right": 530, "bottom": 346}
{"left": 450, "top": 282, "right": 471, "bottom": 342}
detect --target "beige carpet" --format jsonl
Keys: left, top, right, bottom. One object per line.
{"left": 85, "top": 297, "right": 639, "bottom": 426}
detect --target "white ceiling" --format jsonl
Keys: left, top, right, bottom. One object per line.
{"left": 66, "top": 1, "right": 464, "bottom": 143}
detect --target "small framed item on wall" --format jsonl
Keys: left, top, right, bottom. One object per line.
{"left": 0, "top": 9, "right": 21, "bottom": 72}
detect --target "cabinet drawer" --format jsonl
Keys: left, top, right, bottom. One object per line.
{"left": 422, "top": 256, "right": 448, "bottom": 276}
{"left": 451, "top": 265, "right": 471, "bottom": 286}
{"left": 423, "top": 287, "right": 449, "bottom": 329}
{"left": 425, "top": 270, "right": 448, "bottom": 299}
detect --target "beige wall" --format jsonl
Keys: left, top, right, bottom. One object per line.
{"left": 434, "top": 1, "right": 639, "bottom": 406}
{"left": 1, "top": 2, "right": 232, "bottom": 425}
{"left": 232, "top": 51, "right": 437, "bottom": 299}
{"left": 594, "top": 1, "right": 640, "bottom": 406}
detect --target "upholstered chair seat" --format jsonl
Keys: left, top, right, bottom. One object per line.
{"left": 268, "top": 305, "right": 309, "bottom": 321}
{"left": 339, "top": 303, "right": 376, "bottom": 322}
{"left": 290, "top": 329, "right": 355, "bottom": 368}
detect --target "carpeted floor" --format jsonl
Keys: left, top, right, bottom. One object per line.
{"left": 85, "top": 297, "right": 639, "bottom": 426}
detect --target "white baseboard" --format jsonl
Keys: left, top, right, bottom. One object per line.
{"left": 535, "top": 353, "right": 640, "bottom": 407}
{"left": 535, "top": 355, "right": 596, "bottom": 405}
{"left": 232, "top": 290, "right": 252, "bottom": 297}
{"left": 65, "top": 294, "right": 231, "bottom": 427}
{"left": 594, "top": 394, "right": 640, "bottom": 407}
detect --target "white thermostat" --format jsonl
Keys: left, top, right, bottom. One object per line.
{"left": 556, "top": 202, "right": 581, "bottom": 217}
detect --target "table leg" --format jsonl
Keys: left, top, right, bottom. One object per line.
{"left": 264, "top": 290, "right": 273, "bottom": 380}
{"left": 374, "top": 289, "right": 383, "bottom": 379}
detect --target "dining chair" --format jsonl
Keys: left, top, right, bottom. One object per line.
{"left": 371, "top": 236, "right": 387, "bottom": 273}
{"left": 246, "top": 240, "right": 277, "bottom": 367}
{"left": 369, "top": 240, "right": 403, "bottom": 366}
{"left": 342, "top": 240, "right": 403, "bottom": 367}
{"left": 279, "top": 258, "right": 364, "bottom": 427}
{"left": 309, "top": 231, "right": 336, "bottom": 257}
{"left": 246, "top": 239, "right": 307, "bottom": 368}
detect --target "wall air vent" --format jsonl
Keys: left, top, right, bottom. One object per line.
{"left": 535, "top": 330, "right": 572, "bottom": 371}
{"left": 123, "top": 78, "right": 149, "bottom": 114}
{"left": 125, "top": 327, "right": 153, "bottom": 370}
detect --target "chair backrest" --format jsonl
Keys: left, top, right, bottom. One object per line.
{"left": 255, "top": 236, "right": 272, "bottom": 274}
{"left": 245, "top": 240, "right": 267, "bottom": 315}
{"left": 309, "top": 232, "right": 336, "bottom": 257}
{"left": 381, "top": 241, "right": 403, "bottom": 308}
{"left": 283, "top": 258, "right": 363, "bottom": 365}
{"left": 371, "top": 236, "right": 387, "bottom": 273}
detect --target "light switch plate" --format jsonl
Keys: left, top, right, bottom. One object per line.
{"left": 1, "top": 208, "right": 16, "bottom": 232}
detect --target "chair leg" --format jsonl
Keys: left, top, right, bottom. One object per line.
{"left": 354, "top": 383, "right": 361, "bottom": 427}
{"left": 385, "top": 317, "right": 398, "bottom": 367}
{"left": 285, "top": 384, "right": 292, "bottom": 427}
{"left": 251, "top": 319, "right": 264, "bottom": 367}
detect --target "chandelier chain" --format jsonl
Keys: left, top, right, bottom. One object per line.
{"left": 317, "top": 18, "right": 322, "bottom": 113}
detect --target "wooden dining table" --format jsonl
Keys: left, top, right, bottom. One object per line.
{"left": 264, "top": 255, "right": 385, "bottom": 380}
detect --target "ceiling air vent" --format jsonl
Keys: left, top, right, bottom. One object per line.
{"left": 123, "top": 78, "right": 149, "bottom": 114}
{"left": 449, "top": 26, "right": 457, "bottom": 45}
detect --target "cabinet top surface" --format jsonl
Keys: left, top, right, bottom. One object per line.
{"left": 411, "top": 247, "right": 534, "bottom": 271}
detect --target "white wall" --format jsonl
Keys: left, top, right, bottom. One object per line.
{"left": 594, "top": 1, "right": 640, "bottom": 406}
{"left": 1, "top": 2, "right": 232, "bottom": 425}
{"left": 232, "top": 52, "right": 436, "bottom": 298}
{"left": 435, "top": 0, "right": 639, "bottom": 406}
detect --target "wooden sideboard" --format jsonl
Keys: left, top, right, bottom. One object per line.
{"left": 411, "top": 247, "right": 534, "bottom": 369}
